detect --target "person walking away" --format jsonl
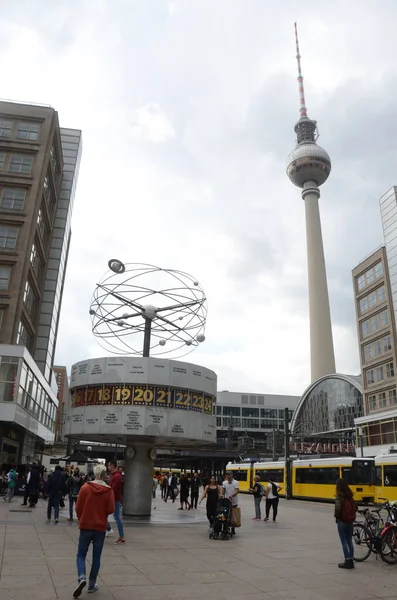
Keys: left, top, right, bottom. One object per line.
{"left": 250, "top": 475, "right": 264, "bottom": 520}
{"left": 21, "top": 466, "right": 32, "bottom": 506}
{"left": 222, "top": 471, "right": 239, "bottom": 534}
{"left": 190, "top": 472, "right": 200, "bottom": 509}
{"left": 5, "top": 466, "right": 17, "bottom": 502}
{"left": 67, "top": 468, "right": 83, "bottom": 521}
{"left": 73, "top": 464, "right": 115, "bottom": 597}
{"left": 27, "top": 463, "right": 40, "bottom": 507}
{"left": 152, "top": 476, "right": 158, "bottom": 499}
{"left": 46, "top": 465, "right": 65, "bottom": 523}
{"left": 178, "top": 473, "right": 190, "bottom": 510}
{"left": 161, "top": 474, "right": 168, "bottom": 500}
{"left": 334, "top": 478, "right": 357, "bottom": 569}
{"left": 106, "top": 460, "right": 125, "bottom": 544}
{"left": 199, "top": 476, "right": 221, "bottom": 528}
{"left": 264, "top": 477, "right": 282, "bottom": 522}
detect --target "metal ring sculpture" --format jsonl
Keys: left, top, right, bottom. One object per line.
{"left": 89, "top": 260, "right": 207, "bottom": 358}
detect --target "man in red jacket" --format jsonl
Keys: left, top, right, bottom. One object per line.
{"left": 73, "top": 464, "right": 114, "bottom": 598}
{"left": 106, "top": 460, "right": 125, "bottom": 544}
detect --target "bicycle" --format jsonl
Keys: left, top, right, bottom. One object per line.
{"left": 353, "top": 498, "right": 397, "bottom": 564}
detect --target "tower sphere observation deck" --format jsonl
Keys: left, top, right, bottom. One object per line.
{"left": 286, "top": 141, "right": 331, "bottom": 188}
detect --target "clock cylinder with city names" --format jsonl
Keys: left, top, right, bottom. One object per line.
{"left": 65, "top": 357, "right": 217, "bottom": 446}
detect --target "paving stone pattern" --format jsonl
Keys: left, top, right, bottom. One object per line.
{"left": 0, "top": 492, "right": 396, "bottom": 599}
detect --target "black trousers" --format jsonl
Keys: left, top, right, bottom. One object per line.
{"left": 191, "top": 492, "right": 199, "bottom": 508}
{"left": 265, "top": 497, "right": 279, "bottom": 520}
{"left": 161, "top": 486, "right": 168, "bottom": 500}
{"left": 166, "top": 487, "right": 175, "bottom": 502}
{"left": 206, "top": 502, "right": 217, "bottom": 525}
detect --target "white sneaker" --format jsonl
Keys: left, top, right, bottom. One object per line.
{"left": 106, "top": 529, "right": 114, "bottom": 537}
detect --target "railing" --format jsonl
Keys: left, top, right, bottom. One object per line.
{"left": 0, "top": 98, "right": 52, "bottom": 108}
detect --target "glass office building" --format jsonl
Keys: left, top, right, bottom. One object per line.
{"left": 291, "top": 374, "right": 363, "bottom": 438}
{"left": 0, "top": 344, "right": 58, "bottom": 466}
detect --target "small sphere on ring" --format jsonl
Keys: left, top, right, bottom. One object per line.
{"left": 108, "top": 258, "right": 126, "bottom": 274}
{"left": 197, "top": 333, "right": 205, "bottom": 343}
{"left": 116, "top": 320, "right": 125, "bottom": 327}
{"left": 159, "top": 340, "right": 166, "bottom": 346}
{"left": 186, "top": 340, "right": 192, "bottom": 346}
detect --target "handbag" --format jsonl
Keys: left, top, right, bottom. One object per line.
{"left": 231, "top": 506, "right": 241, "bottom": 527}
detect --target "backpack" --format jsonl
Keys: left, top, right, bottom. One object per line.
{"left": 271, "top": 483, "right": 279, "bottom": 498}
{"left": 258, "top": 483, "right": 265, "bottom": 497}
{"left": 341, "top": 497, "right": 356, "bottom": 523}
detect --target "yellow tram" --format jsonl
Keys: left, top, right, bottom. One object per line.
{"left": 375, "top": 454, "right": 397, "bottom": 502}
{"left": 226, "top": 456, "right": 375, "bottom": 503}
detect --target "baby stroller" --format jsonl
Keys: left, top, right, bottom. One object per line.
{"left": 209, "top": 498, "right": 233, "bottom": 540}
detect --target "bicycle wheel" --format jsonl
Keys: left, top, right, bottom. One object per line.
{"left": 380, "top": 528, "right": 397, "bottom": 565}
{"left": 352, "top": 523, "right": 372, "bottom": 562}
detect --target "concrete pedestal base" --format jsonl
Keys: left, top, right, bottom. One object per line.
{"left": 123, "top": 443, "right": 154, "bottom": 517}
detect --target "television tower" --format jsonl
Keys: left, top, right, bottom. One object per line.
{"left": 286, "top": 23, "right": 336, "bottom": 382}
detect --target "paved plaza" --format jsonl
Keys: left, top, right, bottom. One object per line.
{"left": 0, "top": 493, "right": 396, "bottom": 599}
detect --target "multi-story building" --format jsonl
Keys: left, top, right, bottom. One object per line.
{"left": 353, "top": 187, "right": 397, "bottom": 455}
{"left": 0, "top": 100, "right": 81, "bottom": 468}
{"left": 216, "top": 390, "right": 299, "bottom": 453}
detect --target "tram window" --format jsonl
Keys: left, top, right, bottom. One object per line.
{"left": 375, "top": 466, "right": 382, "bottom": 486}
{"left": 231, "top": 470, "right": 248, "bottom": 481}
{"left": 256, "top": 469, "right": 284, "bottom": 483}
{"left": 295, "top": 467, "right": 339, "bottom": 485}
{"left": 352, "top": 460, "right": 374, "bottom": 485}
{"left": 384, "top": 466, "right": 397, "bottom": 486}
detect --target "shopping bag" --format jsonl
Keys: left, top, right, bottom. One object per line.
{"left": 231, "top": 506, "right": 241, "bottom": 527}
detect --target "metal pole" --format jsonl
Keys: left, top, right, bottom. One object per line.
{"left": 284, "top": 407, "right": 292, "bottom": 500}
{"left": 143, "top": 317, "right": 151, "bottom": 357}
{"left": 272, "top": 428, "right": 276, "bottom": 461}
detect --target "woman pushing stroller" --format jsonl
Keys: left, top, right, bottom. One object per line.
{"left": 199, "top": 476, "right": 223, "bottom": 527}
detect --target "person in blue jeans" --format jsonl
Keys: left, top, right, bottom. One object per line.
{"left": 46, "top": 466, "right": 65, "bottom": 523}
{"left": 73, "top": 464, "right": 115, "bottom": 597}
{"left": 105, "top": 460, "right": 125, "bottom": 544}
{"left": 334, "top": 478, "right": 357, "bottom": 570}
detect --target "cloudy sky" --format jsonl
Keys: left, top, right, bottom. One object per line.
{"left": 2, "top": 0, "right": 396, "bottom": 396}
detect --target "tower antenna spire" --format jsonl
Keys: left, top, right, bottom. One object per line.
{"left": 294, "top": 22, "right": 308, "bottom": 119}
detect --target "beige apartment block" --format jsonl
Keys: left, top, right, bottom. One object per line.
{"left": 0, "top": 101, "right": 81, "bottom": 382}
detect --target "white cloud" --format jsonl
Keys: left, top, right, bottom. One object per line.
{"left": 130, "top": 103, "right": 175, "bottom": 143}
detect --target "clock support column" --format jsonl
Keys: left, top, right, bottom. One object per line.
{"left": 123, "top": 443, "right": 155, "bottom": 517}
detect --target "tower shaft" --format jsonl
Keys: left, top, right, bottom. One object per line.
{"left": 303, "top": 181, "right": 336, "bottom": 381}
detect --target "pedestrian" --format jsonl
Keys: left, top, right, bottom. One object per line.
{"left": 178, "top": 473, "right": 190, "bottom": 510}
{"left": 105, "top": 460, "right": 125, "bottom": 544}
{"left": 199, "top": 475, "right": 222, "bottom": 527}
{"left": 222, "top": 471, "right": 239, "bottom": 534}
{"left": 73, "top": 463, "right": 115, "bottom": 597}
{"left": 46, "top": 465, "right": 65, "bottom": 523}
{"left": 165, "top": 472, "right": 177, "bottom": 503}
{"left": 152, "top": 476, "right": 158, "bottom": 499}
{"left": 249, "top": 475, "right": 264, "bottom": 521}
{"left": 190, "top": 472, "right": 200, "bottom": 509}
{"left": 27, "top": 463, "right": 40, "bottom": 507}
{"left": 334, "top": 478, "right": 357, "bottom": 569}
{"left": 264, "top": 477, "right": 282, "bottom": 522}
{"left": 5, "top": 466, "right": 17, "bottom": 502}
{"left": 161, "top": 474, "right": 168, "bottom": 500}
{"left": 67, "top": 468, "right": 84, "bottom": 521}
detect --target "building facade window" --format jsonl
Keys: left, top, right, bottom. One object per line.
{"left": 23, "top": 279, "right": 37, "bottom": 321}
{"left": 16, "top": 122, "right": 40, "bottom": 141}
{"left": 8, "top": 154, "right": 33, "bottom": 174}
{"left": 0, "top": 225, "right": 18, "bottom": 250}
{"left": 361, "top": 309, "right": 389, "bottom": 339}
{"left": 359, "top": 285, "right": 386, "bottom": 315}
{"left": 0, "top": 188, "right": 26, "bottom": 210}
{"left": 49, "top": 145, "right": 59, "bottom": 173}
{"left": 0, "top": 120, "right": 12, "bottom": 138}
{"left": 357, "top": 262, "right": 384, "bottom": 291}
{"left": 365, "top": 361, "right": 394, "bottom": 386}
{"left": 30, "top": 242, "right": 44, "bottom": 282}
{"left": 366, "top": 388, "right": 397, "bottom": 413}
{"left": 16, "top": 320, "right": 33, "bottom": 352}
{"left": 0, "top": 153, "right": 5, "bottom": 170}
{"left": 363, "top": 334, "right": 392, "bottom": 362}
{"left": 0, "top": 265, "right": 11, "bottom": 291}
